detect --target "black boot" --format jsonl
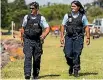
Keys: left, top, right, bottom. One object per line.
{"left": 74, "top": 69, "right": 79, "bottom": 77}
{"left": 69, "top": 66, "right": 73, "bottom": 76}
{"left": 32, "top": 75, "right": 39, "bottom": 80}
{"left": 32, "top": 73, "right": 39, "bottom": 80}
{"left": 25, "top": 74, "right": 30, "bottom": 80}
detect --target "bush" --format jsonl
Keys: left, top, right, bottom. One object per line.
{"left": 87, "top": 6, "right": 103, "bottom": 23}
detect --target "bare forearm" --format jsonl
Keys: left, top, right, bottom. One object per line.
{"left": 21, "top": 27, "right": 24, "bottom": 41}
{"left": 42, "top": 27, "right": 50, "bottom": 38}
{"left": 60, "top": 25, "right": 64, "bottom": 38}
{"left": 85, "top": 26, "right": 90, "bottom": 39}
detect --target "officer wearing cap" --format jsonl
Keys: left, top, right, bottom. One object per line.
{"left": 60, "top": 1, "right": 90, "bottom": 77}
{"left": 21, "top": 1, "right": 50, "bottom": 79}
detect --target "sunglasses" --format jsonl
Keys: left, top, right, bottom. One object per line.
{"left": 71, "top": 6, "right": 77, "bottom": 7}
{"left": 30, "top": 8, "right": 35, "bottom": 9}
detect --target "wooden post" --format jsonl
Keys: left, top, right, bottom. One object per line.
{"left": 11, "top": 21, "right": 14, "bottom": 38}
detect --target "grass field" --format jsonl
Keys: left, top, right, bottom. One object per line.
{"left": 1, "top": 35, "right": 103, "bottom": 79}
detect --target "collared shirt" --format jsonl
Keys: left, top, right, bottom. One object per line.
{"left": 22, "top": 14, "right": 49, "bottom": 28}
{"left": 62, "top": 12, "right": 88, "bottom": 27}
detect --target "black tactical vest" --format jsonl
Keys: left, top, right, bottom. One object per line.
{"left": 65, "top": 13, "right": 84, "bottom": 36}
{"left": 24, "top": 14, "right": 42, "bottom": 39}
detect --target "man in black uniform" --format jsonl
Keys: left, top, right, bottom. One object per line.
{"left": 21, "top": 2, "right": 50, "bottom": 79}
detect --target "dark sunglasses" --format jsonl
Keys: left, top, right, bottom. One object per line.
{"left": 30, "top": 8, "right": 35, "bottom": 9}
{"left": 71, "top": 6, "right": 77, "bottom": 7}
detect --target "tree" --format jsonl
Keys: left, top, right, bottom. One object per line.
{"left": 40, "top": 4, "right": 71, "bottom": 21}
{"left": 13, "top": 0, "right": 27, "bottom": 10}
{"left": 2, "top": 0, "right": 29, "bottom": 30}
{"left": 1, "top": 0, "right": 8, "bottom": 28}
{"left": 87, "top": 6, "right": 103, "bottom": 23}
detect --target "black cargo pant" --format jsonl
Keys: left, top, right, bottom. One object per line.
{"left": 63, "top": 35, "right": 84, "bottom": 71}
{"left": 23, "top": 38, "right": 42, "bottom": 77}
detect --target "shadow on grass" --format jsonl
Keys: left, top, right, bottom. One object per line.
{"left": 39, "top": 74, "right": 60, "bottom": 78}
{"left": 79, "top": 72, "right": 98, "bottom": 76}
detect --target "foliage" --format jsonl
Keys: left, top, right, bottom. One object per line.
{"left": 1, "top": 0, "right": 29, "bottom": 30}
{"left": 1, "top": 0, "right": 103, "bottom": 29}
{"left": 1, "top": 1, "right": 71, "bottom": 29}
{"left": 40, "top": 4, "right": 71, "bottom": 21}
{"left": 87, "top": 6, "right": 103, "bottom": 23}
{"left": 1, "top": 0, "right": 8, "bottom": 28}
{"left": 48, "top": 20, "right": 62, "bottom": 26}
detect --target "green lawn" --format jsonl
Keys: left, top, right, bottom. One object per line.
{"left": 1, "top": 35, "right": 103, "bottom": 79}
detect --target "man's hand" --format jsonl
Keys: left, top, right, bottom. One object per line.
{"left": 60, "top": 25, "right": 65, "bottom": 46}
{"left": 40, "top": 27, "right": 50, "bottom": 44}
{"left": 40, "top": 35, "right": 45, "bottom": 44}
{"left": 86, "top": 38, "right": 90, "bottom": 45}
{"left": 40, "top": 34, "right": 45, "bottom": 40}
{"left": 21, "top": 41, "right": 24, "bottom": 46}
{"left": 20, "top": 27, "right": 24, "bottom": 46}
{"left": 60, "top": 37, "right": 64, "bottom": 45}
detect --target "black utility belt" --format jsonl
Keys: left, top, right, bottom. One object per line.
{"left": 23, "top": 34, "right": 40, "bottom": 40}
{"left": 66, "top": 32, "right": 84, "bottom": 36}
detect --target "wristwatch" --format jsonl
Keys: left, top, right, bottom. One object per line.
{"left": 87, "top": 38, "right": 90, "bottom": 39}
